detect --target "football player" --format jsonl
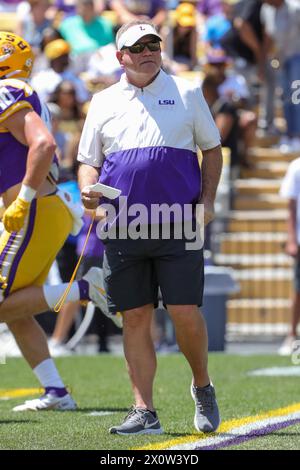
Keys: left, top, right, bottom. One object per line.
{"left": 0, "top": 32, "right": 108, "bottom": 411}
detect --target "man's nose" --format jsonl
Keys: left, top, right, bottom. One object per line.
{"left": 142, "top": 47, "right": 152, "bottom": 56}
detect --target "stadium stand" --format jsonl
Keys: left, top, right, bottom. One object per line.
{"left": 211, "top": 134, "right": 299, "bottom": 338}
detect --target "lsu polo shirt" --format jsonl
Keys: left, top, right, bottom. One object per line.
{"left": 78, "top": 69, "right": 220, "bottom": 215}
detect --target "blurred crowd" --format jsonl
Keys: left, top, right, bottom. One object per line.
{"left": 1, "top": 0, "right": 298, "bottom": 178}
{"left": 1, "top": 0, "right": 300, "bottom": 352}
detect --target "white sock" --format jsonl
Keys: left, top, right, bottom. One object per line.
{"left": 33, "top": 358, "right": 65, "bottom": 388}
{"left": 43, "top": 282, "right": 80, "bottom": 309}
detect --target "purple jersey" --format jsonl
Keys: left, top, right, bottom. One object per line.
{"left": 122, "top": 0, "right": 165, "bottom": 18}
{"left": 0, "top": 78, "right": 58, "bottom": 194}
{"left": 198, "top": 0, "right": 223, "bottom": 17}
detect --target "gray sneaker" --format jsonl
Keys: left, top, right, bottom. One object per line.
{"left": 109, "top": 406, "right": 163, "bottom": 435}
{"left": 191, "top": 383, "right": 220, "bottom": 433}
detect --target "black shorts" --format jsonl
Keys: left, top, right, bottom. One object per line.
{"left": 103, "top": 236, "right": 204, "bottom": 313}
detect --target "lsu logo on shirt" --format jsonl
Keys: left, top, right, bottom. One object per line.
{"left": 159, "top": 99, "right": 175, "bottom": 105}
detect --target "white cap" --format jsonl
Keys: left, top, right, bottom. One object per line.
{"left": 117, "top": 24, "right": 162, "bottom": 51}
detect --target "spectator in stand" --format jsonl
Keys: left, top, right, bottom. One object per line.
{"left": 50, "top": 81, "right": 85, "bottom": 174}
{"left": 48, "top": 0, "right": 106, "bottom": 23}
{"left": 58, "top": 0, "right": 114, "bottom": 72}
{"left": 202, "top": 0, "right": 234, "bottom": 52}
{"left": 202, "top": 75, "right": 240, "bottom": 174}
{"left": 220, "top": 0, "right": 266, "bottom": 80}
{"left": 32, "top": 26, "right": 63, "bottom": 74}
{"left": 109, "top": 0, "right": 167, "bottom": 29}
{"left": 172, "top": 1, "right": 198, "bottom": 71}
{"left": 278, "top": 157, "right": 300, "bottom": 355}
{"left": 203, "top": 50, "right": 257, "bottom": 164}
{"left": 198, "top": 0, "right": 223, "bottom": 18}
{"left": 51, "top": 0, "right": 77, "bottom": 19}
{"left": 262, "top": 0, "right": 300, "bottom": 151}
{"left": 220, "top": 0, "right": 276, "bottom": 134}
{"left": 51, "top": 80, "right": 84, "bottom": 122}
{"left": 30, "top": 38, "right": 90, "bottom": 104}
{"left": 16, "top": 0, "right": 52, "bottom": 51}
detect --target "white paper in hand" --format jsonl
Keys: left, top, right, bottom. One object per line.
{"left": 85, "top": 182, "right": 121, "bottom": 200}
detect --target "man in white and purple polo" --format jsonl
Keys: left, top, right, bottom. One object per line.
{"left": 78, "top": 20, "right": 222, "bottom": 436}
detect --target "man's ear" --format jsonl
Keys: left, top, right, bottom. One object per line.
{"left": 116, "top": 50, "right": 123, "bottom": 65}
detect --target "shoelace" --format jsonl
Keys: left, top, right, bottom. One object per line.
{"left": 124, "top": 407, "right": 150, "bottom": 425}
{"left": 194, "top": 388, "right": 214, "bottom": 412}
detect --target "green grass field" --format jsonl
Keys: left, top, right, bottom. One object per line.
{"left": 1, "top": 354, "right": 300, "bottom": 450}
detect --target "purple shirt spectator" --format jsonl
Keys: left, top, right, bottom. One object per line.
{"left": 198, "top": 0, "right": 223, "bottom": 17}
{"left": 120, "top": 0, "right": 165, "bottom": 18}
{"left": 54, "top": 0, "right": 76, "bottom": 14}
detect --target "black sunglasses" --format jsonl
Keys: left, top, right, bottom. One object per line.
{"left": 122, "top": 40, "right": 161, "bottom": 54}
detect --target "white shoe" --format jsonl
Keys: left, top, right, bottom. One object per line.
{"left": 83, "top": 267, "right": 123, "bottom": 328}
{"left": 48, "top": 339, "right": 72, "bottom": 357}
{"left": 12, "top": 391, "right": 77, "bottom": 412}
{"left": 278, "top": 335, "right": 297, "bottom": 356}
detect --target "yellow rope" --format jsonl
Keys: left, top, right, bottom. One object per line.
{"left": 54, "top": 211, "right": 96, "bottom": 313}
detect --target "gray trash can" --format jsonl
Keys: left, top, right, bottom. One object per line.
{"left": 202, "top": 266, "right": 239, "bottom": 352}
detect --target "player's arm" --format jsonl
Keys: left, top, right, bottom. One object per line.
{"left": 2, "top": 108, "right": 56, "bottom": 232}
{"left": 78, "top": 163, "right": 101, "bottom": 210}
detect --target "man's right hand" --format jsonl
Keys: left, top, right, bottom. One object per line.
{"left": 81, "top": 188, "right": 103, "bottom": 210}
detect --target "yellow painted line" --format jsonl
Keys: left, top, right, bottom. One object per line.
{"left": 0, "top": 388, "right": 41, "bottom": 399}
{"left": 134, "top": 402, "right": 300, "bottom": 450}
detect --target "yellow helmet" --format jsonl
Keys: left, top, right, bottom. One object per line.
{"left": 0, "top": 32, "right": 34, "bottom": 80}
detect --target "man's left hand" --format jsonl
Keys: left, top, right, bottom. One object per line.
{"left": 3, "top": 197, "right": 30, "bottom": 233}
{"left": 197, "top": 200, "right": 215, "bottom": 227}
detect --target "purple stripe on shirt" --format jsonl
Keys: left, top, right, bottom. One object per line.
{"left": 99, "top": 146, "right": 201, "bottom": 225}
{"left": 199, "top": 418, "right": 300, "bottom": 450}
{"left": 0, "top": 231, "right": 17, "bottom": 269}
{"left": 4, "top": 199, "right": 37, "bottom": 297}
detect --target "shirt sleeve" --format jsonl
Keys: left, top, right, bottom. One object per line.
{"left": 280, "top": 160, "right": 300, "bottom": 199}
{"left": 0, "top": 82, "right": 32, "bottom": 124}
{"left": 77, "top": 95, "right": 104, "bottom": 168}
{"left": 192, "top": 86, "right": 221, "bottom": 151}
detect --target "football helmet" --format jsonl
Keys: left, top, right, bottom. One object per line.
{"left": 0, "top": 31, "right": 34, "bottom": 80}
